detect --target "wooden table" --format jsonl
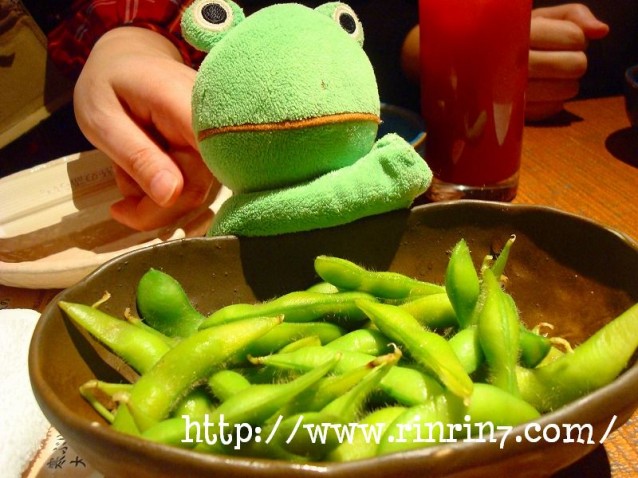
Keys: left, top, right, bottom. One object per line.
{"left": 517, "top": 95, "right": 638, "bottom": 478}
{"left": 1, "top": 95, "right": 637, "bottom": 477}
{"left": 518, "top": 95, "right": 638, "bottom": 242}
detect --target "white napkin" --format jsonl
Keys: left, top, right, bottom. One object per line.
{"left": 0, "top": 309, "right": 50, "bottom": 477}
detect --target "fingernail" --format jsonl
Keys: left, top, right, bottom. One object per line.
{"left": 150, "top": 171, "right": 179, "bottom": 206}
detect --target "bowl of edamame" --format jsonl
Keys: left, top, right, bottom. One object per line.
{"left": 30, "top": 201, "right": 638, "bottom": 478}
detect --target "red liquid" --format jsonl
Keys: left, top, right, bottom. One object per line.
{"left": 419, "top": 0, "right": 531, "bottom": 186}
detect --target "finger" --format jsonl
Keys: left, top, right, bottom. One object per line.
{"left": 97, "top": 114, "right": 185, "bottom": 207}
{"left": 112, "top": 163, "right": 144, "bottom": 198}
{"left": 110, "top": 176, "right": 220, "bottom": 231}
{"left": 116, "top": 64, "right": 199, "bottom": 152}
{"left": 528, "top": 50, "right": 587, "bottom": 79}
{"left": 532, "top": 4, "right": 609, "bottom": 39}
{"left": 530, "top": 17, "right": 587, "bottom": 51}
{"left": 526, "top": 78, "right": 580, "bottom": 103}
{"left": 170, "top": 148, "right": 215, "bottom": 207}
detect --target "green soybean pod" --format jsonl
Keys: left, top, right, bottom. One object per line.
{"left": 111, "top": 403, "right": 141, "bottom": 436}
{"left": 398, "top": 293, "right": 458, "bottom": 329}
{"left": 280, "top": 358, "right": 398, "bottom": 461}
{"left": 127, "top": 315, "right": 282, "bottom": 430}
{"left": 377, "top": 393, "right": 460, "bottom": 455}
{"left": 277, "top": 335, "right": 323, "bottom": 353}
{"left": 490, "top": 234, "right": 516, "bottom": 279}
{"left": 448, "top": 326, "right": 484, "bottom": 374}
{"left": 356, "top": 300, "right": 473, "bottom": 403}
{"left": 327, "top": 406, "right": 406, "bottom": 462}
{"left": 314, "top": 255, "right": 445, "bottom": 300}
{"left": 320, "top": 352, "right": 400, "bottom": 423}
{"left": 464, "top": 383, "right": 540, "bottom": 428}
{"left": 201, "top": 291, "right": 375, "bottom": 328}
{"left": 277, "top": 359, "right": 382, "bottom": 416}
{"left": 306, "top": 281, "right": 340, "bottom": 294}
{"left": 518, "top": 326, "right": 552, "bottom": 368}
{"left": 208, "top": 370, "right": 252, "bottom": 402}
{"left": 251, "top": 345, "right": 444, "bottom": 406}
{"left": 136, "top": 268, "right": 205, "bottom": 338}
{"left": 325, "top": 328, "right": 392, "bottom": 355}
{"left": 59, "top": 301, "right": 172, "bottom": 374}
{"left": 258, "top": 411, "right": 343, "bottom": 461}
{"left": 476, "top": 270, "right": 520, "bottom": 396}
{"left": 141, "top": 416, "right": 198, "bottom": 448}
{"left": 194, "top": 356, "right": 340, "bottom": 454}
{"left": 244, "top": 321, "right": 346, "bottom": 357}
{"left": 445, "top": 239, "right": 480, "bottom": 328}
{"left": 79, "top": 380, "right": 133, "bottom": 423}
{"left": 518, "top": 303, "right": 638, "bottom": 412}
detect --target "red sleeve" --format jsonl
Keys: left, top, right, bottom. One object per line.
{"left": 47, "top": 0, "right": 205, "bottom": 79}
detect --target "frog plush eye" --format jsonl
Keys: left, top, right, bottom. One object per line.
{"left": 181, "top": 0, "right": 245, "bottom": 52}
{"left": 316, "top": 2, "right": 364, "bottom": 46}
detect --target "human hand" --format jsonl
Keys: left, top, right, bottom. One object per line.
{"left": 526, "top": 3, "right": 609, "bottom": 121}
{"left": 74, "top": 27, "right": 218, "bottom": 231}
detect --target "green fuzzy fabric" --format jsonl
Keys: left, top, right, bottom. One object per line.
{"left": 209, "top": 133, "right": 432, "bottom": 237}
{"left": 182, "top": 2, "right": 432, "bottom": 237}
{"left": 191, "top": 3, "right": 380, "bottom": 193}
{"left": 199, "top": 120, "right": 379, "bottom": 193}
{"left": 192, "top": 4, "right": 379, "bottom": 131}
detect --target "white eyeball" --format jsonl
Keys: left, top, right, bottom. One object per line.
{"left": 194, "top": 0, "right": 234, "bottom": 32}
{"left": 332, "top": 4, "right": 363, "bottom": 45}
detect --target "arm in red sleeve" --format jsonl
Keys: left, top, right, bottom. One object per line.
{"left": 48, "top": 0, "right": 205, "bottom": 79}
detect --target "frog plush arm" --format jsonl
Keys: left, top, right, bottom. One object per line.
{"left": 210, "top": 133, "right": 431, "bottom": 236}
{"left": 182, "top": 1, "right": 432, "bottom": 237}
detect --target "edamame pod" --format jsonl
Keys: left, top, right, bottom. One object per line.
{"left": 325, "top": 328, "right": 392, "bottom": 355}
{"left": 477, "top": 270, "right": 520, "bottom": 396}
{"left": 518, "top": 303, "right": 638, "bottom": 412}
{"left": 356, "top": 300, "right": 473, "bottom": 402}
{"left": 208, "top": 370, "right": 252, "bottom": 402}
{"left": 195, "top": 356, "right": 340, "bottom": 453}
{"left": 127, "top": 315, "right": 283, "bottom": 429}
{"left": 244, "top": 321, "right": 346, "bottom": 357}
{"left": 79, "top": 380, "right": 132, "bottom": 423}
{"left": 279, "top": 357, "right": 398, "bottom": 461}
{"left": 201, "top": 291, "right": 375, "bottom": 328}
{"left": 490, "top": 234, "right": 516, "bottom": 280}
{"left": 327, "top": 406, "right": 406, "bottom": 462}
{"left": 277, "top": 335, "right": 323, "bottom": 353}
{"left": 398, "top": 293, "right": 458, "bottom": 329}
{"left": 445, "top": 239, "right": 480, "bottom": 328}
{"left": 314, "top": 255, "right": 445, "bottom": 300}
{"left": 251, "top": 345, "right": 443, "bottom": 406}
{"left": 136, "top": 268, "right": 205, "bottom": 338}
{"left": 59, "top": 301, "right": 172, "bottom": 374}
{"left": 448, "top": 326, "right": 484, "bottom": 374}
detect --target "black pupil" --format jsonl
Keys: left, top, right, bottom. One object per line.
{"left": 202, "top": 3, "right": 227, "bottom": 24}
{"left": 338, "top": 12, "right": 356, "bottom": 34}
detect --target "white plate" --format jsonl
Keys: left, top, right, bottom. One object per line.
{"left": 0, "top": 150, "right": 229, "bottom": 289}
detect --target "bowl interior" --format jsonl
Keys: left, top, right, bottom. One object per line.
{"left": 29, "top": 201, "right": 638, "bottom": 478}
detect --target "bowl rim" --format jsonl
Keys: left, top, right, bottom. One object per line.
{"left": 29, "top": 200, "right": 638, "bottom": 476}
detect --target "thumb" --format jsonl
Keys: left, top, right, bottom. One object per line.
{"left": 79, "top": 107, "right": 185, "bottom": 207}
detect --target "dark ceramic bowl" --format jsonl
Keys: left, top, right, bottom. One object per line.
{"left": 625, "top": 64, "right": 638, "bottom": 128}
{"left": 29, "top": 201, "right": 638, "bottom": 478}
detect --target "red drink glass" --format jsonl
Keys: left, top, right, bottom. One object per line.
{"left": 419, "top": 0, "right": 531, "bottom": 201}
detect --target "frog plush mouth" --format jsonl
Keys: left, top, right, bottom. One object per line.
{"left": 197, "top": 112, "right": 381, "bottom": 141}
{"left": 181, "top": 1, "right": 432, "bottom": 236}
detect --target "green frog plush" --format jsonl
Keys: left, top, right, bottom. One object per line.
{"left": 181, "top": 1, "right": 432, "bottom": 236}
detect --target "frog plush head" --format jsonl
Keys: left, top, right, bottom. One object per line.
{"left": 182, "top": 1, "right": 432, "bottom": 236}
